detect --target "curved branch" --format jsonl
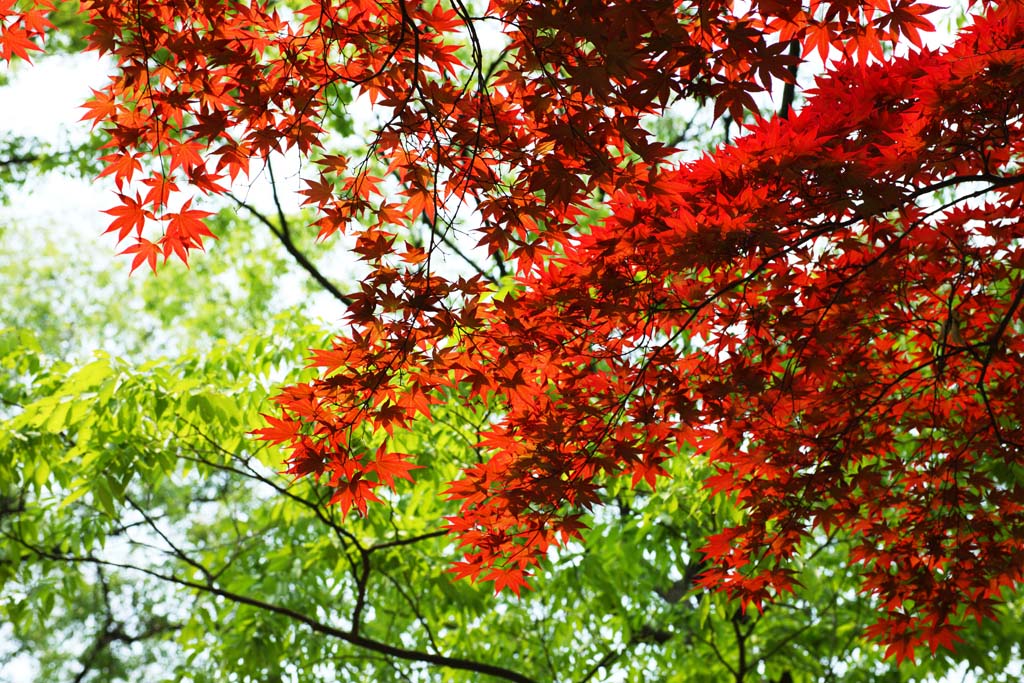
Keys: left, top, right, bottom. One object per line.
{"left": 778, "top": 40, "right": 800, "bottom": 120}
{"left": 377, "top": 566, "right": 443, "bottom": 655}
{"left": 420, "top": 214, "right": 499, "bottom": 285}
{"left": 9, "top": 536, "right": 538, "bottom": 683}
{"left": 577, "top": 645, "right": 624, "bottom": 683}
{"left": 976, "top": 280, "right": 1024, "bottom": 446}
{"left": 351, "top": 548, "right": 372, "bottom": 636}
{"left": 72, "top": 566, "right": 115, "bottom": 683}
{"left": 225, "top": 190, "right": 353, "bottom": 306}
{"left": 0, "top": 153, "right": 41, "bottom": 167}
{"left": 369, "top": 528, "right": 447, "bottom": 553}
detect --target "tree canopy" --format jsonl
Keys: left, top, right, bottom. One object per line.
{"left": 6, "top": 218, "right": 1021, "bottom": 683}
{"left": 2, "top": 0, "right": 1024, "bottom": 677}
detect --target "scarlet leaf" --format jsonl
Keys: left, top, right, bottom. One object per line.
{"left": 120, "top": 238, "right": 160, "bottom": 274}
{"left": 103, "top": 193, "right": 148, "bottom": 242}
{"left": 369, "top": 449, "right": 422, "bottom": 489}
{"left": 22, "top": 0, "right": 1022, "bottom": 663}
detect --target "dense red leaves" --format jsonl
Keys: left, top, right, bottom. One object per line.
{"left": 9, "top": 0, "right": 1024, "bottom": 662}
{"left": 64, "top": 0, "right": 938, "bottom": 269}
{"left": 0, "top": 0, "right": 51, "bottom": 62}
{"left": 260, "top": 4, "right": 1021, "bottom": 660}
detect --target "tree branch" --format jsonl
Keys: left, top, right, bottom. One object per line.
{"left": 225, "top": 190, "right": 353, "bottom": 306}
{"left": 369, "top": 528, "right": 447, "bottom": 553}
{"left": 778, "top": 40, "right": 801, "bottom": 120}
{"left": 8, "top": 535, "right": 538, "bottom": 683}
{"left": 421, "top": 214, "right": 499, "bottom": 285}
{"left": 0, "top": 153, "right": 41, "bottom": 168}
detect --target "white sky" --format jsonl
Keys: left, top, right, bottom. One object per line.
{"left": 0, "top": 54, "right": 110, "bottom": 230}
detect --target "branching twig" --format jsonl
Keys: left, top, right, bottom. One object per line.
{"left": 8, "top": 535, "right": 538, "bottom": 683}
{"left": 225, "top": 190, "right": 353, "bottom": 306}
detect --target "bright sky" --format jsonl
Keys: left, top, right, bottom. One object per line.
{"left": 0, "top": 54, "right": 110, "bottom": 229}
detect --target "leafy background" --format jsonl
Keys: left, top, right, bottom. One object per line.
{"left": 0, "top": 3, "right": 1022, "bottom": 682}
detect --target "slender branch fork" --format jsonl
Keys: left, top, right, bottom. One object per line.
{"left": 5, "top": 530, "right": 536, "bottom": 683}
{"left": 3, "top": 412, "right": 533, "bottom": 683}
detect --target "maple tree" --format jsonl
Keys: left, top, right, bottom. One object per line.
{"left": 12, "top": 217, "right": 1021, "bottom": 683}
{"left": 4, "top": 0, "right": 1024, "bottom": 664}
{"left": 0, "top": 216, "right": 962, "bottom": 683}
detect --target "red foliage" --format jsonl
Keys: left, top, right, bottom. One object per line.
{"left": 10, "top": 0, "right": 1024, "bottom": 660}
{"left": 0, "top": 0, "right": 51, "bottom": 62}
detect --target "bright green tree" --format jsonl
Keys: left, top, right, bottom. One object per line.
{"left": 1, "top": 185, "right": 1022, "bottom": 683}
{"left": 2, "top": 9, "right": 1023, "bottom": 677}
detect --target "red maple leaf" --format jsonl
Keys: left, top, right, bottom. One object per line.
{"left": 103, "top": 193, "right": 149, "bottom": 242}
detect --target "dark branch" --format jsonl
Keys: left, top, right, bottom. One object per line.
{"left": 0, "top": 153, "right": 41, "bottom": 168}
{"left": 778, "top": 40, "right": 801, "bottom": 120}
{"left": 9, "top": 536, "right": 538, "bottom": 683}
{"left": 369, "top": 528, "right": 447, "bottom": 553}
{"left": 225, "top": 190, "right": 353, "bottom": 306}
{"left": 421, "top": 214, "right": 499, "bottom": 285}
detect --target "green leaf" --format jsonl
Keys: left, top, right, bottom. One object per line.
{"left": 93, "top": 481, "right": 117, "bottom": 518}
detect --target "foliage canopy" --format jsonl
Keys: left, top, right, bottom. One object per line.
{"left": 2, "top": 0, "right": 1024, "bottom": 674}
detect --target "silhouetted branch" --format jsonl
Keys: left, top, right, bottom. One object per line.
{"left": 7, "top": 534, "right": 538, "bottom": 683}
{"left": 225, "top": 189, "right": 353, "bottom": 306}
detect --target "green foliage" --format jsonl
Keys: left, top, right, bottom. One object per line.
{"left": 0, "top": 209, "right": 303, "bottom": 361}
{"left": 3, "top": 276, "right": 1022, "bottom": 682}
{"left": 0, "top": 132, "right": 106, "bottom": 203}
{"left": 1, "top": 45, "right": 1021, "bottom": 679}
